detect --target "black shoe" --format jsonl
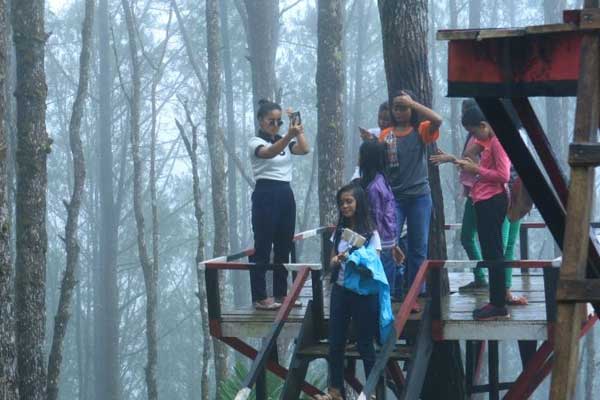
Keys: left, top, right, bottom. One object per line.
{"left": 459, "top": 280, "right": 489, "bottom": 293}
{"left": 473, "top": 303, "right": 510, "bottom": 321}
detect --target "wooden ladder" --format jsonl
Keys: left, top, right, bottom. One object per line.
{"left": 550, "top": 3, "right": 600, "bottom": 399}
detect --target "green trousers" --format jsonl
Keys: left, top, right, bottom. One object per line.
{"left": 460, "top": 198, "right": 521, "bottom": 288}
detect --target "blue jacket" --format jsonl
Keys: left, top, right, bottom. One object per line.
{"left": 366, "top": 174, "right": 397, "bottom": 248}
{"left": 344, "top": 245, "right": 394, "bottom": 342}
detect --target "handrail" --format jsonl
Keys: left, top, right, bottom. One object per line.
{"left": 197, "top": 225, "right": 335, "bottom": 266}
{"left": 200, "top": 226, "right": 333, "bottom": 399}
{"left": 198, "top": 261, "right": 322, "bottom": 271}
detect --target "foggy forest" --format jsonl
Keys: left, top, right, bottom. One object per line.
{"left": 0, "top": 0, "right": 599, "bottom": 399}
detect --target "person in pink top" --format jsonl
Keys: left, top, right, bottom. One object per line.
{"left": 455, "top": 106, "right": 511, "bottom": 321}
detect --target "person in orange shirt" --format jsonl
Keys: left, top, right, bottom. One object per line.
{"left": 378, "top": 90, "right": 442, "bottom": 311}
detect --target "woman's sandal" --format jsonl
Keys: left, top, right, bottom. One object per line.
{"left": 506, "top": 294, "right": 528, "bottom": 306}
{"left": 314, "top": 388, "right": 343, "bottom": 400}
{"left": 253, "top": 298, "right": 281, "bottom": 310}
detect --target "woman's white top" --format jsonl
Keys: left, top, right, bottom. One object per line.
{"left": 248, "top": 132, "right": 296, "bottom": 182}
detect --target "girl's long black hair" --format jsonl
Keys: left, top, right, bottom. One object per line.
{"left": 335, "top": 183, "right": 376, "bottom": 239}
{"left": 359, "top": 140, "right": 387, "bottom": 189}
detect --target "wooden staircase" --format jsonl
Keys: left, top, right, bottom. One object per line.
{"left": 280, "top": 300, "right": 433, "bottom": 400}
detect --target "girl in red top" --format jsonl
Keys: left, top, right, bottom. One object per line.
{"left": 456, "top": 107, "right": 511, "bottom": 321}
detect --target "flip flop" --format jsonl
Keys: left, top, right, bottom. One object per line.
{"left": 506, "top": 294, "right": 528, "bottom": 306}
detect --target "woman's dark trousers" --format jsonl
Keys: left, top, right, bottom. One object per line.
{"left": 249, "top": 179, "right": 296, "bottom": 302}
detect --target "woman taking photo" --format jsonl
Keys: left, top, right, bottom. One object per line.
{"left": 248, "top": 99, "right": 310, "bottom": 310}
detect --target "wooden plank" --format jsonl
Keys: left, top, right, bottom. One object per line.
{"left": 550, "top": 24, "right": 600, "bottom": 400}
{"left": 568, "top": 142, "right": 600, "bottom": 166}
{"left": 298, "top": 343, "right": 412, "bottom": 361}
{"left": 437, "top": 24, "right": 580, "bottom": 41}
{"left": 556, "top": 278, "right": 600, "bottom": 302}
{"left": 442, "top": 321, "right": 548, "bottom": 341}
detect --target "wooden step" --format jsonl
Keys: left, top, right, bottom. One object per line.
{"left": 297, "top": 343, "right": 412, "bottom": 361}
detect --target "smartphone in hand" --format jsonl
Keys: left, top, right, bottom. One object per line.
{"left": 290, "top": 111, "right": 302, "bottom": 126}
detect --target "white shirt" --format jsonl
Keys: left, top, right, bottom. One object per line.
{"left": 248, "top": 134, "right": 296, "bottom": 182}
{"left": 331, "top": 230, "right": 381, "bottom": 285}
{"left": 351, "top": 128, "right": 381, "bottom": 181}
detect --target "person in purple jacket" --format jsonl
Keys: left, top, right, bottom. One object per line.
{"left": 357, "top": 140, "right": 405, "bottom": 297}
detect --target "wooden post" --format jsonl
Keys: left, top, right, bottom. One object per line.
{"left": 204, "top": 269, "right": 221, "bottom": 336}
{"left": 519, "top": 225, "right": 529, "bottom": 274}
{"left": 488, "top": 341, "right": 499, "bottom": 400}
{"left": 550, "top": 7, "right": 600, "bottom": 398}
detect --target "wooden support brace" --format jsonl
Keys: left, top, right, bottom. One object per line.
{"left": 569, "top": 142, "right": 600, "bottom": 166}
{"left": 550, "top": 20, "right": 600, "bottom": 400}
{"left": 236, "top": 268, "right": 311, "bottom": 399}
{"left": 556, "top": 278, "right": 600, "bottom": 302}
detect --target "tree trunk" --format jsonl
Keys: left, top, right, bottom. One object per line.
{"left": 378, "top": 1, "right": 465, "bottom": 398}
{"left": 176, "top": 114, "right": 212, "bottom": 400}
{"left": 46, "top": 1, "right": 94, "bottom": 399}
{"left": 94, "top": 0, "right": 121, "bottom": 398}
{"left": 317, "top": 0, "right": 345, "bottom": 226}
{"left": 0, "top": 0, "right": 18, "bottom": 398}
{"left": 220, "top": 0, "right": 239, "bottom": 253}
{"left": 11, "top": 0, "right": 49, "bottom": 399}
{"left": 121, "top": 1, "right": 159, "bottom": 399}
{"left": 346, "top": 0, "right": 367, "bottom": 179}
{"left": 206, "top": 0, "right": 230, "bottom": 396}
{"left": 242, "top": 0, "right": 279, "bottom": 121}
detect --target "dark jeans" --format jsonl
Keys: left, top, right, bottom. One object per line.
{"left": 249, "top": 179, "right": 296, "bottom": 302}
{"left": 474, "top": 193, "right": 508, "bottom": 308}
{"left": 396, "top": 193, "right": 432, "bottom": 294}
{"left": 328, "top": 284, "right": 378, "bottom": 391}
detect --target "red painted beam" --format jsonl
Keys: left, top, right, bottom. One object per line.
{"left": 446, "top": 32, "right": 583, "bottom": 97}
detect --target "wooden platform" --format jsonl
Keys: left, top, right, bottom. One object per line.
{"left": 220, "top": 272, "right": 550, "bottom": 340}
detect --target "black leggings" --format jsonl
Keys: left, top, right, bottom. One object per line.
{"left": 249, "top": 179, "right": 296, "bottom": 302}
{"left": 474, "top": 193, "right": 508, "bottom": 308}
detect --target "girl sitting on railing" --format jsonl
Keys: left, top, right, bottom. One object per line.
{"left": 315, "top": 183, "right": 393, "bottom": 400}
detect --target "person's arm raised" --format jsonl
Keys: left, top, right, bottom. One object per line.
{"left": 291, "top": 123, "right": 310, "bottom": 155}
{"left": 396, "top": 92, "right": 443, "bottom": 135}
{"left": 255, "top": 130, "right": 296, "bottom": 158}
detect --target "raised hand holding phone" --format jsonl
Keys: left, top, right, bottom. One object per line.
{"left": 359, "top": 126, "right": 372, "bottom": 141}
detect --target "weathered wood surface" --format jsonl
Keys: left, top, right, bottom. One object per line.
{"left": 437, "top": 23, "right": 582, "bottom": 41}
{"left": 568, "top": 142, "right": 600, "bottom": 167}
{"left": 550, "top": 10, "right": 599, "bottom": 398}
{"left": 556, "top": 278, "right": 600, "bottom": 302}
{"left": 221, "top": 272, "right": 551, "bottom": 340}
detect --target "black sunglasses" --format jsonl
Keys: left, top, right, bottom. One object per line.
{"left": 268, "top": 118, "right": 284, "bottom": 127}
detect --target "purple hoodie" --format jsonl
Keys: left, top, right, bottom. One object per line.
{"left": 366, "top": 173, "right": 397, "bottom": 248}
